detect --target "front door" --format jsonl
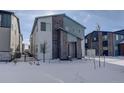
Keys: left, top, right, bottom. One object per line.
{"left": 68, "top": 42, "right": 77, "bottom": 58}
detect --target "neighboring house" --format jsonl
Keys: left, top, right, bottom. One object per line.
{"left": 19, "top": 34, "right": 23, "bottom": 54}
{"left": 85, "top": 30, "right": 124, "bottom": 56}
{"left": 114, "top": 29, "right": 124, "bottom": 56}
{"left": 30, "top": 14, "right": 86, "bottom": 60}
{"left": 119, "top": 41, "right": 124, "bottom": 56}
{"left": 0, "top": 10, "right": 23, "bottom": 61}
{"left": 22, "top": 43, "right": 25, "bottom": 54}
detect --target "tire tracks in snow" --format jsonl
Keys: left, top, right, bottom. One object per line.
{"left": 41, "top": 72, "right": 64, "bottom": 83}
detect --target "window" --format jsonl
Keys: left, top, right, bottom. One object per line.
{"left": 116, "top": 34, "right": 119, "bottom": 40}
{"left": 93, "top": 37, "right": 97, "bottom": 41}
{"left": 41, "top": 22, "right": 46, "bottom": 31}
{"left": 1, "top": 14, "right": 11, "bottom": 28}
{"left": 103, "top": 35, "right": 108, "bottom": 41}
{"left": 0, "top": 14, "right": 1, "bottom": 26}
{"left": 103, "top": 50, "right": 108, "bottom": 56}
{"left": 103, "top": 41, "right": 108, "bottom": 46}
{"left": 121, "top": 35, "right": 124, "bottom": 39}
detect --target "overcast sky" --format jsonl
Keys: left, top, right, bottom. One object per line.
{"left": 12, "top": 10, "right": 124, "bottom": 47}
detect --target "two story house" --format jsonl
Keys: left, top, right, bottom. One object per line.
{"left": 30, "top": 14, "right": 86, "bottom": 60}
{"left": 0, "top": 10, "right": 23, "bottom": 61}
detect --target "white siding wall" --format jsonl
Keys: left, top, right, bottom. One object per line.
{"left": 10, "top": 15, "right": 20, "bottom": 55}
{"left": 36, "top": 17, "right": 52, "bottom": 60}
{"left": 32, "top": 24, "right": 38, "bottom": 56}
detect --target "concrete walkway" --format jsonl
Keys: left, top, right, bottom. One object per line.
{"left": 15, "top": 55, "right": 36, "bottom": 62}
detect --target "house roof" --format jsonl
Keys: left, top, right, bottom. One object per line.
{"left": 0, "top": 10, "right": 22, "bottom": 36}
{"left": 0, "top": 10, "right": 14, "bottom": 14}
{"left": 35, "top": 13, "right": 86, "bottom": 28}
{"left": 86, "top": 30, "right": 124, "bottom": 38}
{"left": 114, "top": 29, "right": 124, "bottom": 35}
{"left": 85, "top": 30, "right": 113, "bottom": 38}
{"left": 120, "top": 40, "right": 124, "bottom": 44}
{"left": 31, "top": 13, "right": 86, "bottom": 35}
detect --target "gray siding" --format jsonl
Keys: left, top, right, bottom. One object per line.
{"left": 0, "top": 27, "right": 10, "bottom": 51}
{"left": 63, "top": 16, "right": 84, "bottom": 39}
{"left": 63, "top": 16, "right": 85, "bottom": 58}
{"left": 60, "top": 30, "right": 68, "bottom": 59}
{"left": 114, "top": 34, "right": 124, "bottom": 56}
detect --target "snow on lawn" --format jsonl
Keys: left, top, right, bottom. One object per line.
{"left": 0, "top": 57, "right": 124, "bottom": 83}
{"left": 95, "top": 56, "right": 124, "bottom": 66}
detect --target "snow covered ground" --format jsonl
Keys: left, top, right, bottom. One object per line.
{"left": 0, "top": 56, "right": 124, "bottom": 83}
{"left": 95, "top": 56, "right": 124, "bottom": 66}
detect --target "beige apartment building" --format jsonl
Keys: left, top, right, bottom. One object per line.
{"left": 0, "top": 10, "right": 23, "bottom": 61}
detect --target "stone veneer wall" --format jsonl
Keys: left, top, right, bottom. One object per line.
{"left": 77, "top": 38, "right": 82, "bottom": 58}
{"left": 52, "top": 15, "right": 63, "bottom": 59}
{"left": 98, "top": 32, "right": 103, "bottom": 56}
{"left": 108, "top": 33, "right": 114, "bottom": 56}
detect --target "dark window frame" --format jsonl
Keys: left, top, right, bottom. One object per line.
{"left": 0, "top": 13, "right": 11, "bottom": 28}
{"left": 0, "top": 14, "right": 1, "bottom": 26}
{"left": 41, "top": 22, "right": 46, "bottom": 31}
{"left": 103, "top": 41, "right": 108, "bottom": 47}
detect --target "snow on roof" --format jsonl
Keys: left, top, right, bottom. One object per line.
{"left": 120, "top": 40, "right": 124, "bottom": 44}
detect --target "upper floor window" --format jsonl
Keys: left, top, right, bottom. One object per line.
{"left": 103, "top": 41, "right": 108, "bottom": 46}
{"left": 116, "top": 34, "right": 119, "bottom": 40}
{"left": 93, "top": 37, "right": 97, "bottom": 41}
{"left": 1, "top": 13, "right": 11, "bottom": 28}
{"left": 121, "top": 35, "right": 124, "bottom": 39}
{"left": 41, "top": 22, "right": 46, "bottom": 31}
{"left": 103, "top": 35, "right": 108, "bottom": 41}
{"left": 0, "top": 15, "right": 1, "bottom": 26}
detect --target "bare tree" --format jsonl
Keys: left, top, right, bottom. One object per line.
{"left": 40, "top": 41, "right": 48, "bottom": 63}
{"left": 98, "top": 49, "right": 101, "bottom": 68}
{"left": 103, "top": 54, "right": 105, "bottom": 67}
{"left": 96, "top": 23, "right": 101, "bottom": 31}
